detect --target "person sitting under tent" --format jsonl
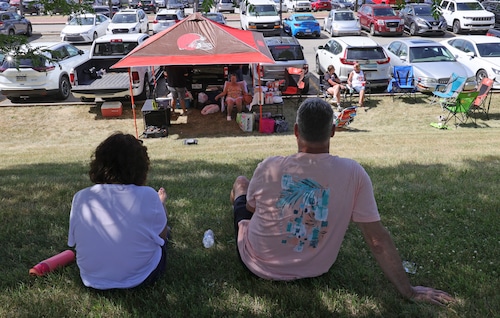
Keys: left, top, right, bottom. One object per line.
{"left": 215, "top": 73, "right": 245, "bottom": 121}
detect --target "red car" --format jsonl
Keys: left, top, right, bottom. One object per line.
{"left": 310, "top": 0, "right": 332, "bottom": 12}
{"left": 357, "top": 4, "right": 404, "bottom": 36}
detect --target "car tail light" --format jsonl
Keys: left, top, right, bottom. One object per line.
{"left": 175, "top": 19, "right": 179, "bottom": 23}
{"left": 340, "top": 58, "right": 355, "bottom": 65}
{"left": 69, "top": 72, "right": 75, "bottom": 84}
{"left": 294, "top": 23, "right": 300, "bottom": 26}
{"left": 376, "top": 57, "right": 390, "bottom": 64}
{"left": 131, "top": 71, "right": 140, "bottom": 84}
{"left": 33, "top": 65, "right": 55, "bottom": 72}
{"left": 153, "top": 20, "right": 158, "bottom": 24}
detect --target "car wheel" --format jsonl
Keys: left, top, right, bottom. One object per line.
{"left": 56, "top": 76, "right": 71, "bottom": 100}
{"left": 315, "top": 56, "right": 323, "bottom": 75}
{"left": 476, "top": 69, "right": 488, "bottom": 84}
{"left": 8, "top": 29, "right": 14, "bottom": 36}
{"left": 370, "top": 24, "right": 375, "bottom": 36}
{"left": 330, "top": 26, "right": 335, "bottom": 36}
{"left": 409, "top": 23, "right": 416, "bottom": 36}
{"left": 452, "top": 20, "right": 461, "bottom": 34}
{"left": 25, "top": 24, "right": 32, "bottom": 37}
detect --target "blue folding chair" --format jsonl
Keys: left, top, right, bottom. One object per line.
{"left": 387, "top": 65, "right": 417, "bottom": 101}
{"left": 431, "top": 73, "right": 466, "bottom": 105}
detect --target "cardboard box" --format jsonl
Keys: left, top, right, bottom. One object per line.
{"left": 237, "top": 112, "right": 254, "bottom": 132}
{"left": 101, "top": 101, "right": 122, "bottom": 117}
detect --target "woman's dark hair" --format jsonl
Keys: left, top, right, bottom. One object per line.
{"left": 89, "top": 132, "right": 150, "bottom": 185}
{"left": 296, "top": 98, "right": 333, "bottom": 143}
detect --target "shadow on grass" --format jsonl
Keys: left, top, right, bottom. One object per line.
{"left": 0, "top": 157, "right": 499, "bottom": 316}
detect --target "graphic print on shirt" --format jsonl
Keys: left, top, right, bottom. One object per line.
{"left": 277, "top": 175, "right": 330, "bottom": 252}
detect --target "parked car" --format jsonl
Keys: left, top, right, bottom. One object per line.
{"left": 166, "top": 0, "right": 184, "bottom": 9}
{"left": 0, "top": 42, "right": 88, "bottom": 102}
{"left": 315, "top": 36, "right": 391, "bottom": 88}
{"left": 399, "top": 3, "right": 447, "bottom": 36}
{"left": 282, "top": 13, "right": 321, "bottom": 37}
{"left": 357, "top": 4, "right": 404, "bottom": 36}
{"left": 323, "top": 9, "right": 361, "bottom": 36}
{"left": 22, "top": 0, "right": 43, "bottom": 15}
{"left": 330, "top": 0, "right": 353, "bottom": 10}
{"left": 92, "top": 5, "right": 120, "bottom": 18}
{"left": 483, "top": 0, "right": 500, "bottom": 27}
{"left": 106, "top": 9, "right": 149, "bottom": 34}
{"left": 441, "top": 35, "right": 500, "bottom": 88}
{"left": 439, "top": 0, "right": 495, "bottom": 34}
{"left": 384, "top": 39, "right": 476, "bottom": 92}
{"left": 272, "top": 0, "right": 287, "bottom": 13}
{"left": 202, "top": 12, "right": 226, "bottom": 24}
{"left": 0, "top": 2, "right": 13, "bottom": 11}
{"left": 0, "top": 10, "right": 32, "bottom": 36}
{"left": 286, "top": 0, "right": 311, "bottom": 12}
{"left": 251, "top": 35, "right": 310, "bottom": 93}
{"left": 60, "top": 13, "right": 110, "bottom": 43}
{"left": 152, "top": 8, "right": 184, "bottom": 33}
{"left": 138, "top": 0, "right": 157, "bottom": 13}
{"left": 129, "top": 0, "right": 140, "bottom": 8}
{"left": 154, "top": 0, "right": 166, "bottom": 7}
{"left": 310, "top": 0, "right": 331, "bottom": 12}
{"left": 215, "top": 0, "right": 234, "bottom": 13}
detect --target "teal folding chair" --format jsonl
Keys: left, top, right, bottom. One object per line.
{"left": 431, "top": 73, "right": 466, "bottom": 105}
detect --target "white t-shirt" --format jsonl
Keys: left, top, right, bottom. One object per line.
{"left": 237, "top": 153, "right": 380, "bottom": 280}
{"left": 68, "top": 184, "right": 167, "bottom": 289}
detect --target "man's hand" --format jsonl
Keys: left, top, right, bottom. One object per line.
{"left": 410, "top": 286, "right": 455, "bottom": 306}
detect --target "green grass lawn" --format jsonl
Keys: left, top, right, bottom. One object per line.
{"left": 0, "top": 94, "right": 499, "bottom": 317}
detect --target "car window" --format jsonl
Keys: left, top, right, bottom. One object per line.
{"left": 462, "top": 41, "right": 475, "bottom": 53}
{"left": 415, "top": 5, "right": 432, "bottom": 15}
{"left": 450, "top": 38, "right": 465, "bottom": 50}
{"left": 330, "top": 41, "right": 342, "bottom": 55}
{"left": 346, "top": 47, "right": 386, "bottom": 60}
{"left": 269, "top": 45, "right": 304, "bottom": 61}
{"left": 65, "top": 44, "right": 81, "bottom": 57}
{"left": 457, "top": 2, "right": 483, "bottom": 10}
{"left": 373, "top": 7, "right": 396, "bottom": 16}
{"left": 477, "top": 42, "right": 500, "bottom": 56}
{"left": 387, "top": 41, "right": 402, "bottom": 55}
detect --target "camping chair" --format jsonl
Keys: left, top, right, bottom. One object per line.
{"left": 281, "top": 67, "right": 305, "bottom": 106}
{"left": 220, "top": 80, "right": 249, "bottom": 113}
{"left": 441, "top": 91, "right": 479, "bottom": 128}
{"left": 334, "top": 106, "right": 357, "bottom": 129}
{"left": 470, "top": 77, "right": 493, "bottom": 122}
{"left": 387, "top": 65, "right": 417, "bottom": 101}
{"left": 431, "top": 73, "right": 466, "bottom": 105}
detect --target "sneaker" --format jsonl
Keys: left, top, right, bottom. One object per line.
{"left": 226, "top": 115, "right": 231, "bottom": 121}
{"left": 337, "top": 105, "right": 343, "bottom": 112}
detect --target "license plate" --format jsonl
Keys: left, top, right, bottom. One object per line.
{"left": 16, "top": 75, "right": 27, "bottom": 82}
{"left": 390, "top": 28, "right": 396, "bottom": 32}
{"left": 192, "top": 83, "right": 202, "bottom": 89}
{"left": 305, "top": 29, "right": 311, "bottom": 32}
{"left": 432, "top": 26, "right": 438, "bottom": 30}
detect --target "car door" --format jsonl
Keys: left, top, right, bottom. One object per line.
{"left": 324, "top": 10, "right": 333, "bottom": 32}
{"left": 358, "top": 6, "right": 371, "bottom": 30}
{"left": 386, "top": 41, "right": 407, "bottom": 67}
{"left": 447, "top": 39, "right": 477, "bottom": 71}
{"left": 96, "top": 14, "right": 110, "bottom": 37}
{"left": 440, "top": 0, "right": 453, "bottom": 26}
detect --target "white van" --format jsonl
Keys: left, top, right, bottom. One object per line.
{"left": 240, "top": 0, "right": 281, "bottom": 36}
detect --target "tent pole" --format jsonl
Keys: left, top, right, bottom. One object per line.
{"left": 128, "top": 68, "right": 139, "bottom": 139}
{"left": 258, "top": 64, "right": 262, "bottom": 132}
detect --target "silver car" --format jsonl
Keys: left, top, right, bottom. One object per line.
{"left": 0, "top": 10, "right": 32, "bottom": 36}
{"left": 215, "top": 0, "right": 234, "bottom": 13}
{"left": 323, "top": 9, "right": 361, "bottom": 36}
{"left": 385, "top": 39, "right": 476, "bottom": 92}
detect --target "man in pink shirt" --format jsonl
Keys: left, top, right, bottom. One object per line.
{"left": 230, "top": 98, "right": 455, "bottom": 305}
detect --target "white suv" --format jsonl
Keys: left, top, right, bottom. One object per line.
{"left": 152, "top": 9, "right": 184, "bottom": 34}
{"left": 440, "top": 0, "right": 495, "bottom": 34}
{"left": 106, "top": 9, "right": 149, "bottom": 34}
{"left": 0, "top": 42, "right": 88, "bottom": 102}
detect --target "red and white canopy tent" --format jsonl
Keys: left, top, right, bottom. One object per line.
{"left": 111, "top": 12, "right": 275, "bottom": 137}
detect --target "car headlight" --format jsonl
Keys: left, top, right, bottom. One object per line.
{"left": 491, "top": 67, "right": 500, "bottom": 75}
{"left": 466, "top": 76, "right": 476, "bottom": 84}
{"left": 417, "top": 77, "right": 437, "bottom": 85}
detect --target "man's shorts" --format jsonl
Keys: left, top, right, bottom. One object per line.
{"left": 233, "top": 195, "right": 253, "bottom": 237}
{"left": 167, "top": 86, "right": 186, "bottom": 99}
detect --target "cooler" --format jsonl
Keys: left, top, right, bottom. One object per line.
{"left": 101, "top": 101, "right": 123, "bottom": 117}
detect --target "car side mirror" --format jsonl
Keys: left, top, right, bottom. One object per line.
{"left": 241, "top": 10, "right": 246, "bottom": 14}
{"left": 78, "top": 49, "right": 85, "bottom": 55}
{"left": 466, "top": 52, "right": 475, "bottom": 58}
{"left": 317, "top": 45, "right": 324, "bottom": 50}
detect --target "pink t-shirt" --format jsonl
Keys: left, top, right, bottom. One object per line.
{"left": 237, "top": 153, "right": 380, "bottom": 280}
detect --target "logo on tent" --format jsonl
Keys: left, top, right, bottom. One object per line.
{"left": 177, "top": 33, "right": 213, "bottom": 51}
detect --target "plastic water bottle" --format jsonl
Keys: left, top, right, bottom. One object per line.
{"left": 202, "top": 229, "right": 214, "bottom": 248}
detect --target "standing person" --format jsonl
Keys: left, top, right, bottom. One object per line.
{"left": 164, "top": 66, "right": 189, "bottom": 116}
{"left": 68, "top": 132, "right": 170, "bottom": 290}
{"left": 324, "top": 64, "right": 346, "bottom": 111}
{"left": 215, "top": 73, "right": 244, "bottom": 121}
{"left": 347, "top": 62, "right": 366, "bottom": 108}
{"left": 229, "top": 98, "right": 455, "bottom": 306}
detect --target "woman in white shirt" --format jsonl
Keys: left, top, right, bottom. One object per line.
{"left": 347, "top": 62, "right": 366, "bottom": 107}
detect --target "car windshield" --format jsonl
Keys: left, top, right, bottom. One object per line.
{"left": 68, "top": 17, "right": 95, "bottom": 25}
{"left": 112, "top": 13, "right": 137, "bottom": 23}
{"left": 295, "top": 15, "right": 315, "bottom": 21}
{"left": 157, "top": 14, "right": 178, "bottom": 20}
{"left": 249, "top": 5, "right": 278, "bottom": 16}
{"left": 477, "top": 43, "right": 500, "bottom": 57}
{"left": 0, "top": 55, "right": 47, "bottom": 70}
{"left": 414, "top": 5, "right": 432, "bottom": 15}
{"left": 269, "top": 45, "right": 304, "bottom": 61}
{"left": 94, "top": 41, "right": 139, "bottom": 56}
{"left": 346, "top": 47, "right": 386, "bottom": 60}
{"left": 373, "top": 8, "right": 396, "bottom": 16}
{"left": 456, "top": 2, "right": 484, "bottom": 10}
{"left": 335, "top": 12, "right": 354, "bottom": 20}
{"left": 410, "top": 46, "right": 456, "bottom": 62}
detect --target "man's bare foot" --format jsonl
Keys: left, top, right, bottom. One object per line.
{"left": 158, "top": 187, "right": 168, "bottom": 204}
